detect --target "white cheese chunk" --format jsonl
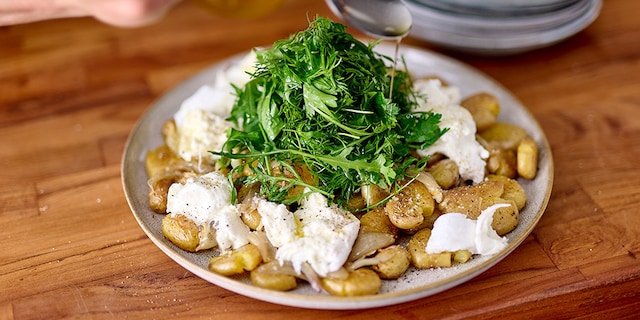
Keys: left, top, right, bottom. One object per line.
{"left": 427, "top": 213, "right": 477, "bottom": 253}
{"left": 174, "top": 51, "right": 256, "bottom": 127}
{"left": 426, "top": 203, "right": 510, "bottom": 255}
{"left": 213, "top": 205, "right": 253, "bottom": 253}
{"left": 412, "top": 79, "right": 489, "bottom": 184}
{"left": 474, "top": 204, "right": 511, "bottom": 255}
{"left": 257, "top": 192, "right": 360, "bottom": 277}
{"left": 172, "top": 51, "right": 257, "bottom": 164}
{"left": 176, "top": 109, "right": 232, "bottom": 163}
{"left": 256, "top": 198, "right": 297, "bottom": 247}
{"left": 166, "top": 172, "right": 250, "bottom": 253}
{"left": 166, "top": 172, "right": 231, "bottom": 225}
{"left": 174, "top": 85, "right": 231, "bottom": 128}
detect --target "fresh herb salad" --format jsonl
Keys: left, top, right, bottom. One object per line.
{"left": 145, "top": 16, "right": 539, "bottom": 296}
{"left": 216, "top": 17, "right": 447, "bottom": 208}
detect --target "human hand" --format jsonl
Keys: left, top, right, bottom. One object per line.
{"left": 0, "top": 0, "right": 182, "bottom": 27}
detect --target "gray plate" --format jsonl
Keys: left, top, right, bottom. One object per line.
{"left": 407, "top": 0, "right": 601, "bottom": 55}
{"left": 122, "top": 43, "right": 553, "bottom": 310}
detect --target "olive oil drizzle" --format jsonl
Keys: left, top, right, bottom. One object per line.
{"left": 389, "top": 37, "right": 403, "bottom": 100}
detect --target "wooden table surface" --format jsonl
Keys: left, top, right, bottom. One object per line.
{"left": 2, "top": 0, "right": 639, "bottom": 318}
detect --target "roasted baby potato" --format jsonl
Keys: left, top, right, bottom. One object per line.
{"left": 145, "top": 144, "right": 181, "bottom": 178}
{"left": 162, "top": 213, "right": 217, "bottom": 252}
{"left": 147, "top": 173, "right": 178, "bottom": 214}
{"left": 371, "top": 245, "right": 411, "bottom": 279}
{"left": 362, "top": 184, "right": 390, "bottom": 207}
{"left": 486, "top": 174, "right": 527, "bottom": 210}
{"left": 488, "top": 200, "right": 519, "bottom": 235}
{"left": 407, "top": 228, "right": 473, "bottom": 268}
{"left": 479, "top": 122, "right": 529, "bottom": 151}
{"left": 250, "top": 266, "right": 298, "bottom": 291}
{"left": 236, "top": 192, "right": 262, "bottom": 230}
{"left": 486, "top": 148, "right": 517, "bottom": 179}
{"left": 161, "top": 214, "right": 200, "bottom": 252}
{"left": 453, "top": 250, "right": 472, "bottom": 264}
{"left": 208, "top": 243, "right": 263, "bottom": 276}
{"left": 321, "top": 268, "right": 381, "bottom": 296}
{"left": 438, "top": 180, "right": 505, "bottom": 218}
{"left": 269, "top": 162, "right": 318, "bottom": 202}
{"left": 385, "top": 180, "right": 435, "bottom": 230}
{"left": 359, "top": 206, "right": 398, "bottom": 236}
{"left": 407, "top": 228, "right": 452, "bottom": 268}
{"left": 403, "top": 208, "right": 442, "bottom": 235}
{"left": 461, "top": 92, "right": 500, "bottom": 132}
{"left": 344, "top": 192, "right": 367, "bottom": 211}
{"left": 426, "top": 158, "right": 460, "bottom": 190}
{"left": 517, "top": 136, "right": 539, "bottom": 179}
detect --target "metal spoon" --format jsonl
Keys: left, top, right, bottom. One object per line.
{"left": 325, "top": 0, "right": 412, "bottom": 39}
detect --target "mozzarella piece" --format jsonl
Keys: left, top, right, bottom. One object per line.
{"left": 213, "top": 205, "right": 253, "bottom": 253}
{"left": 166, "top": 172, "right": 231, "bottom": 224}
{"left": 426, "top": 213, "right": 476, "bottom": 253}
{"left": 174, "top": 51, "right": 256, "bottom": 127}
{"left": 412, "top": 79, "right": 489, "bottom": 184}
{"left": 257, "top": 192, "right": 360, "bottom": 277}
{"left": 475, "top": 204, "right": 511, "bottom": 255}
{"left": 425, "top": 203, "right": 510, "bottom": 255}
{"left": 176, "top": 109, "right": 232, "bottom": 163}
{"left": 256, "top": 198, "right": 297, "bottom": 247}
{"left": 166, "top": 172, "right": 250, "bottom": 253}
{"left": 172, "top": 51, "right": 257, "bottom": 163}
{"left": 174, "top": 85, "right": 230, "bottom": 128}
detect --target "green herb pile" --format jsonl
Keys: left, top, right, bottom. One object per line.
{"left": 215, "top": 16, "right": 447, "bottom": 208}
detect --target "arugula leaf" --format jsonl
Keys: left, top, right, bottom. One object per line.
{"left": 216, "top": 16, "right": 447, "bottom": 208}
{"left": 257, "top": 81, "right": 284, "bottom": 141}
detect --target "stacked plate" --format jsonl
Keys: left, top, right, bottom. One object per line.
{"left": 406, "top": 0, "right": 602, "bottom": 55}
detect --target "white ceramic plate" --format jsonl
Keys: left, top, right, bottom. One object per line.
{"left": 122, "top": 43, "right": 553, "bottom": 310}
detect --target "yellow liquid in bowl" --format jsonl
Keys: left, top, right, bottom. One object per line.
{"left": 192, "top": 0, "right": 288, "bottom": 18}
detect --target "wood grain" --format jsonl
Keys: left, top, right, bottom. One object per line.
{"left": 2, "top": 0, "right": 640, "bottom": 318}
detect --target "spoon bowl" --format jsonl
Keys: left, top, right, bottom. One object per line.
{"left": 325, "top": 0, "right": 413, "bottom": 39}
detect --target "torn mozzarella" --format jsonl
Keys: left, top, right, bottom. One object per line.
{"left": 412, "top": 79, "right": 489, "bottom": 184}
{"left": 176, "top": 109, "right": 232, "bottom": 163}
{"left": 166, "top": 172, "right": 250, "bottom": 253}
{"left": 256, "top": 198, "right": 297, "bottom": 247}
{"left": 174, "top": 51, "right": 256, "bottom": 127}
{"left": 172, "top": 51, "right": 257, "bottom": 163}
{"left": 257, "top": 192, "right": 360, "bottom": 277}
{"left": 425, "top": 203, "right": 511, "bottom": 255}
